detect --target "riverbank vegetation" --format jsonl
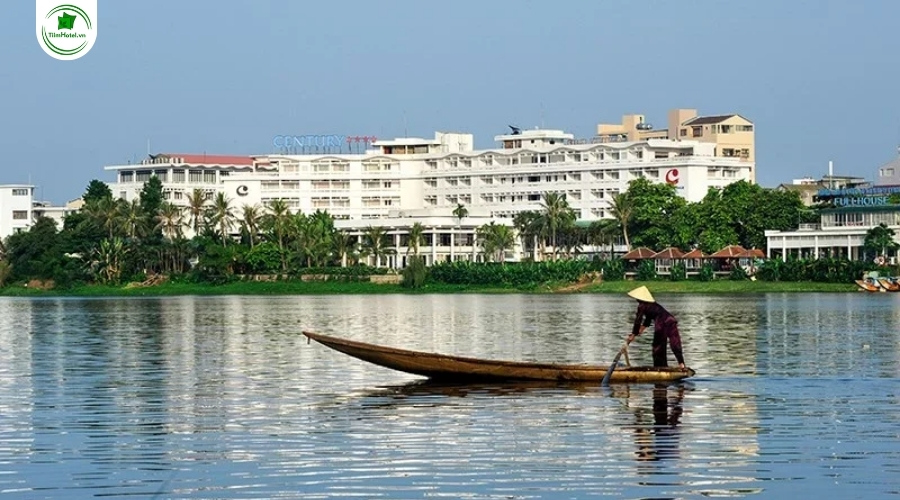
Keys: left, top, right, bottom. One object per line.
{"left": 0, "top": 176, "right": 894, "bottom": 297}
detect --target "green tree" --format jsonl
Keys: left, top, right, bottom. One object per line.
{"left": 476, "top": 222, "right": 515, "bottom": 262}
{"left": 513, "top": 210, "right": 544, "bottom": 260}
{"left": 82, "top": 179, "right": 112, "bottom": 204}
{"left": 240, "top": 204, "right": 263, "bottom": 249}
{"left": 186, "top": 189, "right": 208, "bottom": 235}
{"left": 361, "top": 226, "right": 395, "bottom": 268}
{"left": 863, "top": 223, "right": 899, "bottom": 261}
{"left": 452, "top": 203, "right": 468, "bottom": 225}
{"left": 539, "top": 191, "right": 575, "bottom": 261}
{"left": 139, "top": 176, "right": 164, "bottom": 221}
{"left": 208, "top": 192, "right": 236, "bottom": 247}
{"left": 608, "top": 192, "right": 634, "bottom": 250}
{"left": 624, "top": 178, "right": 686, "bottom": 250}
{"left": 262, "top": 199, "right": 293, "bottom": 271}
{"left": 407, "top": 222, "right": 425, "bottom": 257}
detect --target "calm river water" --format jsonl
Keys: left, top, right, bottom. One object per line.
{"left": 0, "top": 293, "right": 899, "bottom": 499}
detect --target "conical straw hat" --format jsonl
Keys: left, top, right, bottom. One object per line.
{"left": 627, "top": 286, "right": 655, "bottom": 303}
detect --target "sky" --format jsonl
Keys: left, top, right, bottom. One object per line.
{"left": 3, "top": 0, "right": 900, "bottom": 203}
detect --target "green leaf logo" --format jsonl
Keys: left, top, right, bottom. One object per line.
{"left": 57, "top": 11, "right": 76, "bottom": 30}
{"left": 36, "top": 1, "right": 97, "bottom": 61}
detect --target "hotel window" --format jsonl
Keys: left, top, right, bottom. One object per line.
{"left": 12, "top": 210, "right": 28, "bottom": 220}
{"left": 189, "top": 170, "right": 203, "bottom": 183}
{"left": 203, "top": 171, "right": 216, "bottom": 183}
{"left": 173, "top": 169, "right": 185, "bottom": 182}
{"left": 11, "top": 188, "right": 29, "bottom": 196}
{"left": 691, "top": 126, "right": 702, "bottom": 137}
{"left": 121, "top": 171, "right": 133, "bottom": 182}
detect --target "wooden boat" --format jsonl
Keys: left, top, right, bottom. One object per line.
{"left": 855, "top": 279, "right": 883, "bottom": 292}
{"left": 302, "top": 331, "right": 696, "bottom": 383}
{"left": 877, "top": 278, "right": 900, "bottom": 292}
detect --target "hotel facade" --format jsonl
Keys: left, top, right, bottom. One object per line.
{"left": 765, "top": 152, "right": 900, "bottom": 264}
{"left": 104, "top": 109, "right": 756, "bottom": 267}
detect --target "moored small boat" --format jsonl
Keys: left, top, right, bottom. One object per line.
{"left": 302, "top": 331, "right": 696, "bottom": 383}
{"left": 855, "top": 279, "right": 883, "bottom": 292}
{"left": 877, "top": 278, "right": 900, "bottom": 292}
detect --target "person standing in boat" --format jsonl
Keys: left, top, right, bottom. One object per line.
{"left": 625, "top": 286, "right": 686, "bottom": 370}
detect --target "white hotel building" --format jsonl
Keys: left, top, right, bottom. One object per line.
{"left": 105, "top": 111, "right": 755, "bottom": 266}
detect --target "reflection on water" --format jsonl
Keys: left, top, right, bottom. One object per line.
{"left": 0, "top": 294, "right": 897, "bottom": 499}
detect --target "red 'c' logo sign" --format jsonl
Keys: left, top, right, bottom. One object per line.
{"left": 665, "top": 169, "right": 679, "bottom": 185}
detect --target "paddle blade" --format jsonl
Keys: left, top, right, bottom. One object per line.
{"left": 600, "top": 348, "right": 624, "bottom": 386}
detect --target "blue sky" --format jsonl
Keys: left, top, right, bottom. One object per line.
{"left": 4, "top": 0, "right": 900, "bottom": 203}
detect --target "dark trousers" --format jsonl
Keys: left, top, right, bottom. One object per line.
{"left": 651, "top": 321, "right": 684, "bottom": 367}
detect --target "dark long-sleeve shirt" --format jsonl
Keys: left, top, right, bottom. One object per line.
{"left": 632, "top": 301, "right": 684, "bottom": 365}
{"left": 632, "top": 301, "right": 676, "bottom": 336}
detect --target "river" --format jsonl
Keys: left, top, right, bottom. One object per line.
{"left": 0, "top": 293, "right": 898, "bottom": 499}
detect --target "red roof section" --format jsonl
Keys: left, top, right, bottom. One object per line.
{"left": 152, "top": 153, "right": 254, "bottom": 166}
{"left": 738, "top": 248, "right": 765, "bottom": 258}
{"left": 681, "top": 248, "right": 707, "bottom": 259}
{"left": 622, "top": 247, "right": 656, "bottom": 260}
{"left": 710, "top": 245, "right": 747, "bottom": 258}
{"left": 652, "top": 247, "right": 686, "bottom": 259}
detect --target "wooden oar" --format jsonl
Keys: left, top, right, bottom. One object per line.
{"left": 601, "top": 340, "right": 630, "bottom": 386}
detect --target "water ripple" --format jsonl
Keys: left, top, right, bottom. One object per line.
{"left": 0, "top": 294, "right": 898, "bottom": 499}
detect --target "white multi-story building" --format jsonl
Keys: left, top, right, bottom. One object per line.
{"left": 104, "top": 120, "right": 755, "bottom": 266}
{"left": 106, "top": 153, "right": 257, "bottom": 206}
{"left": 220, "top": 129, "right": 751, "bottom": 221}
{"left": 0, "top": 185, "right": 35, "bottom": 240}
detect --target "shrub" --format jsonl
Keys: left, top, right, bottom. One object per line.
{"left": 729, "top": 266, "right": 748, "bottom": 281}
{"left": 401, "top": 256, "right": 427, "bottom": 288}
{"left": 600, "top": 259, "right": 625, "bottom": 281}
{"left": 698, "top": 264, "right": 715, "bottom": 282}
{"left": 636, "top": 260, "right": 657, "bottom": 281}
{"left": 669, "top": 262, "right": 687, "bottom": 282}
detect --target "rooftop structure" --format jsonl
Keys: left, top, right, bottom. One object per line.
{"left": 594, "top": 109, "right": 755, "bottom": 179}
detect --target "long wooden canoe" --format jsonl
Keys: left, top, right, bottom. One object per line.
{"left": 302, "top": 331, "right": 696, "bottom": 383}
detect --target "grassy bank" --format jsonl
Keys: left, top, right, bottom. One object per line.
{"left": 575, "top": 280, "right": 857, "bottom": 294}
{"left": 0, "top": 279, "right": 859, "bottom": 297}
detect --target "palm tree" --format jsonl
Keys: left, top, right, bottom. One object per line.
{"left": 513, "top": 210, "right": 544, "bottom": 261}
{"left": 452, "top": 203, "right": 468, "bottom": 226}
{"left": 361, "top": 226, "right": 395, "bottom": 268}
{"left": 476, "top": 222, "right": 515, "bottom": 263}
{"left": 262, "top": 199, "right": 293, "bottom": 271}
{"left": 84, "top": 196, "right": 122, "bottom": 238}
{"left": 333, "top": 230, "right": 357, "bottom": 267}
{"left": 185, "top": 188, "right": 208, "bottom": 236}
{"left": 208, "top": 192, "right": 235, "bottom": 246}
{"left": 240, "top": 204, "right": 263, "bottom": 249}
{"left": 156, "top": 202, "right": 185, "bottom": 241}
{"left": 588, "top": 218, "right": 620, "bottom": 258}
{"left": 539, "top": 192, "right": 575, "bottom": 261}
{"left": 299, "top": 210, "right": 336, "bottom": 267}
{"left": 608, "top": 192, "right": 634, "bottom": 250}
{"left": 119, "top": 198, "right": 148, "bottom": 240}
{"left": 407, "top": 222, "right": 425, "bottom": 256}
